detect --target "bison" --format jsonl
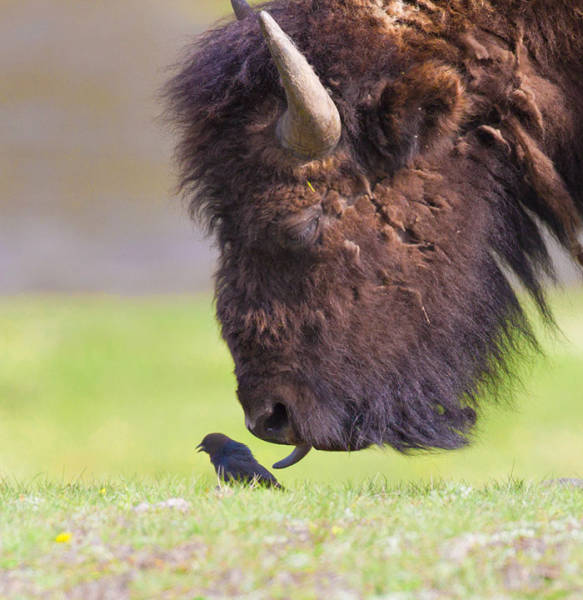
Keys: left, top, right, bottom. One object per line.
{"left": 166, "top": 0, "right": 583, "bottom": 468}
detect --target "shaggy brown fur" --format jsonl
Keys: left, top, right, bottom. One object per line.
{"left": 166, "top": 0, "right": 583, "bottom": 453}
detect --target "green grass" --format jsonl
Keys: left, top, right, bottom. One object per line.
{"left": 0, "top": 478, "right": 582, "bottom": 598}
{"left": 0, "top": 291, "right": 582, "bottom": 597}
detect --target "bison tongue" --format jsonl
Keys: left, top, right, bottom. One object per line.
{"left": 272, "top": 444, "right": 312, "bottom": 469}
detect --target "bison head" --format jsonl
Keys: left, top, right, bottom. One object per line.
{"left": 166, "top": 0, "right": 583, "bottom": 466}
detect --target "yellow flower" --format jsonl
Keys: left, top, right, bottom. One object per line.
{"left": 55, "top": 532, "right": 72, "bottom": 543}
{"left": 331, "top": 526, "right": 344, "bottom": 536}
{"left": 99, "top": 488, "right": 106, "bottom": 496}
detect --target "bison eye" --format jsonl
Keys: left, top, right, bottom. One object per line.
{"left": 280, "top": 206, "right": 322, "bottom": 251}
{"left": 287, "top": 216, "right": 320, "bottom": 247}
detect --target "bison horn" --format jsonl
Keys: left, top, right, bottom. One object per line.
{"left": 258, "top": 11, "right": 342, "bottom": 160}
{"left": 272, "top": 444, "right": 312, "bottom": 469}
{"left": 231, "top": 0, "right": 253, "bottom": 20}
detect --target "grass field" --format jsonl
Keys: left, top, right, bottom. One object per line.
{"left": 1, "top": 479, "right": 582, "bottom": 598}
{"left": 1, "top": 290, "right": 582, "bottom": 486}
{"left": 0, "top": 290, "right": 582, "bottom": 597}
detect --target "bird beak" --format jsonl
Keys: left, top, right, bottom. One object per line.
{"left": 195, "top": 443, "right": 204, "bottom": 453}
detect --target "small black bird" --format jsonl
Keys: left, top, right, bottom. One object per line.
{"left": 197, "top": 433, "right": 282, "bottom": 488}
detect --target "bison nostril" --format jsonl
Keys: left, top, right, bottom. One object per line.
{"left": 264, "top": 403, "right": 289, "bottom": 433}
{"left": 248, "top": 402, "right": 294, "bottom": 444}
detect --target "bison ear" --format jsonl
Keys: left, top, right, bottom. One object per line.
{"left": 373, "top": 63, "right": 466, "bottom": 165}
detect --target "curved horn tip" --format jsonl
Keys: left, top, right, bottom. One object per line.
{"left": 258, "top": 10, "right": 342, "bottom": 160}
{"left": 231, "top": 0, "right": 253, "bottom": 20}
{"left": 257, "top": 10, "right": 279, "bottom": 35}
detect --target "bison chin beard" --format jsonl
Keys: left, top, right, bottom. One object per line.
{"left": 239, "top": 372, "right": 480, "bottom": 469}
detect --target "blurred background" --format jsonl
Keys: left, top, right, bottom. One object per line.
{"left": 1, "top": 0, "right": 582, "bottom": 486}
{"left": 2, "top": 0, "right": 221, "bottom": 294}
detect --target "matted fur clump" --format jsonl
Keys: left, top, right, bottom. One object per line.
{"left": 165, "top": 0, "right": 583, "bottom": 461}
